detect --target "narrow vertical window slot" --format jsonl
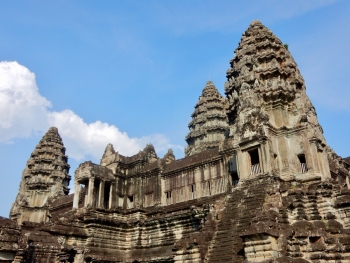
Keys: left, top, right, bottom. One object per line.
{"left": 127, "top": 195, "right": 134, "bottom": 209}
{"left": 190, "top": 184, "right": 195, "bottom": 200}
{"left": 298, "top": 154, "right": 308, "bottom": 173}
{"left": 165, "top": 191, "right": 172, "bottom": 205}
{"left": 104, "top": 184, "right": 110, "bottom": 209}
{"left": 228, "top": 156, "right": 239, "bottom": 186}
{"left": 249, "top": 149, "right": 261, "bottom": 175}
{"left": 118, "top": 195, "right": 124, "bottom": 208}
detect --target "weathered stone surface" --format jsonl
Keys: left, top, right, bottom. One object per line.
{"left": 0, "top": 217, "right": 20, "bottom": 262}
{"left": 2, "top": 21, "right": 350, "bottom": 263}
{"left": 10, "top": 127, "right": 71, "bottom": 224}
{"left": 185, "top": 81, "right": 228, "bottom": 156}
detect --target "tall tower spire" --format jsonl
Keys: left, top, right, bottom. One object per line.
{"left": 185, "top": 81, "right": 228, "bottom": 156}
{"left": 225, "top": 21, "right": 330, "bottom": 181}
{"left": 10, "top": 127, "right": 71, "bottom": 224}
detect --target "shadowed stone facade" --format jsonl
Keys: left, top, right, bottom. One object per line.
{"left": 2, "top": 21, "right": 350, "bottom": 263}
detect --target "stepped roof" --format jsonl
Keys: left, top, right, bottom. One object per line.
{"left": 225, "top": 20, "right": 324, "bottom": 142}
{"left": 24, "top": 127, "right": 70, "bottom": 178}
{"left": 185, "top": 81, "right": 228, "bottom": 156}
{"left": 10, "top": 127, "right": 71, "bottom": 220}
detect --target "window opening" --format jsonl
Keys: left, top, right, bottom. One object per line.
{"left": 118, "top": 195, "right": 124, "bottom": 208}
{"left": 228, "top": 156, "right": 239, "bottom": 186}
{"left": 249, "top": 149, "right": 261, "bottom": 175}
{"left": 82, "top": 182, "right": 88, "bottom": 206}
{"left": 94, "top": 181, "right": 100, "bottom": 208}
{"left": 189, "top": 184, "right": 195, "bottom": 200}
{"left": 309, "top": 236, "right": 321, "bottom": 243}
{"left": 103, "top": 184, "right": 110, "bottom": 209}
{"left": 165, "top": 191, "right": 172, "bottom": 205}
{"left": 231, "top": 172, "right": 239, "bottom": 186}
{"left": 127, "top": 195, "right": 134, "bottom": 209}
{"left": 298, "top": 154, "right": 308, "bottom": 173}
{"left": 27, "top": 240, "right": 35, "bottom": 263}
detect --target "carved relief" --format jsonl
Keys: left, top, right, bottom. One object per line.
{"left": 185, "top": 81, "right": 228, "bottom": 156}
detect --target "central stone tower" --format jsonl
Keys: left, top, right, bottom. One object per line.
{"left": 224, "top": 20, "right": 330, "bottom": 182}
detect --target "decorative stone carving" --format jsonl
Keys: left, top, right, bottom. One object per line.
{"left": 225, "top": 20, "right": 325, "bottom": 143}
{"left": 10, "top": 127, "right": 71, "bottom": 224}
{"left": 3, "top": 20, "right": 350, "bottom": 263}
{"left": 163, "top": 149, "right": 176, "bottom": 164}
{"left": 185, "top": 81, "right": 228, "bottom": 156}
{"left": 100, "top": 143, "right": 118, "bottom": 166}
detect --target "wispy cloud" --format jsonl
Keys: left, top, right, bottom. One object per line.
{"left": 0, "top": 61, "right": 182, "bottom": 161}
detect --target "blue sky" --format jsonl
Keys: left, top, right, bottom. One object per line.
{"left": 1, "top": 0, "right": 349, "bottom": 217}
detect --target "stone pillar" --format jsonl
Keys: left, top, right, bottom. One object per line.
{"left": 309, "top": 139, "right": 320, "bottom": 174}
{"left": 109, "top": 183, "right": 113, "bottom": 209}
{"left": 87, "top": 177, "right": 95, "bottom": 207}
{"left": 160, "top": 175, "right": 166, "bottom": 206}
{"left": 195, "top": 167, "right": 202, "bottom": 199}
{"left": 277, "top": 136, "right": 293, "bottom": 180}
{"left": 115, "top": 176, "right": 119, "bottom": 208}
{"left": 260, "top": 140, "right": 269, "bottom": 174}
{"left": 322, "top": 152, "right": 331, "bottom": 179}
{"left": 155, "top": 172, "right": 162, "bottom": 205}
{"left": 73, "top": 181, "right": 80, "bottom": 209}
{"left": 237, "top": 150, "right": 248, "bottom": 180}
{"left": 137, "top": 177, "right": 142, "bottom": 208}
{"left": 305, "top": 139, "right": 315, "bottom": 174}
{"left": 99, "top": 180, "right": 105, "bottom": 208}
{"left": 84, "top": 182, "right": 88, "bottom": 206}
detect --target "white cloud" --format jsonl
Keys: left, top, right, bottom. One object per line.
{"left": 0, "top": 61, "right": 181, "bottom": 161}
{"left": 0, "top": 61, "right": 51, "bottom": 141}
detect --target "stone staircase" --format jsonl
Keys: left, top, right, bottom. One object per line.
{"left": 205, "top": 177, "right": 273, "bottom": 263}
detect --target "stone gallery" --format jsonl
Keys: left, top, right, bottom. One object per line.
{"left": 1, "top": 20, "right": 350, "bottom": 263}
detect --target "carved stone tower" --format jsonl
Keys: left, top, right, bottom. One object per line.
{"left": 225, "top": 20, "right": 330, "bottom": 182}
{"left": 185, "top": 81, "right": 228, "bottom": 156}
{"left": 10, "top": 127, "right": 71, "bottom": 224}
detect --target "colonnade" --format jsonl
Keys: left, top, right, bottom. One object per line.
{"left": 73, "top": 178, "right": 114, "bottom": 209}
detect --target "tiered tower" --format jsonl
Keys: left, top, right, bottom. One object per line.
{"left": 224, "top": 20, "right": 330, "bottom": 181}
{"left": 185, "top": 81, "right": 228, "bottom": 156}
{"left": 10, "top": 127, "right": 71, "bottom": 224}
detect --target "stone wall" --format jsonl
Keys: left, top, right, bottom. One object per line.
{"left": 4, "top": 20, "right": 350, "bottom": 263}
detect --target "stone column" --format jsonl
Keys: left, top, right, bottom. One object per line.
{"left": 115, "top": 176, "right": 119, "bottom": 208}
{"left": 237, "top": 150, "right": 248, "bottom": 180}
{"left": 136, "top": 177, "right": 142, "bottom": 208}
{"left": 155, "top": 172, "right": 162, "bottom": 206}
{"left": 260, "top": 140, "right": 268, "bottom": 174}
{"left": 87, "top": 177, "right": 95, "bottom": 207}
{"left": 98, "top": 180, "right": 105, "bottom": 208}
{"left": 73, "top": 181, "right": 80, "bottom": 209}
{"left": 222, "top": 156, "right": 229, "bottom": 190}
{"left": 305, "top": 139, "right": 315, "bottom": 174}
{"left": 160, "top": 175, "right": 166, "bottom": 206}
{"left": 309, "top": 139, "right": 320, "bottom": 174}
{"left": 109, "top": 183, "right": 113, "bottom": 209}
{"left": 277, "top": 136, "right": 293, "bottom": 180}
{"left": 84, "top": 182, "right": 88, "bottom": 206}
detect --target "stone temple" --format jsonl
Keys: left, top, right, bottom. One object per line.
{"left": 1, "top": 20, "right": 350, "bottom": 263}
